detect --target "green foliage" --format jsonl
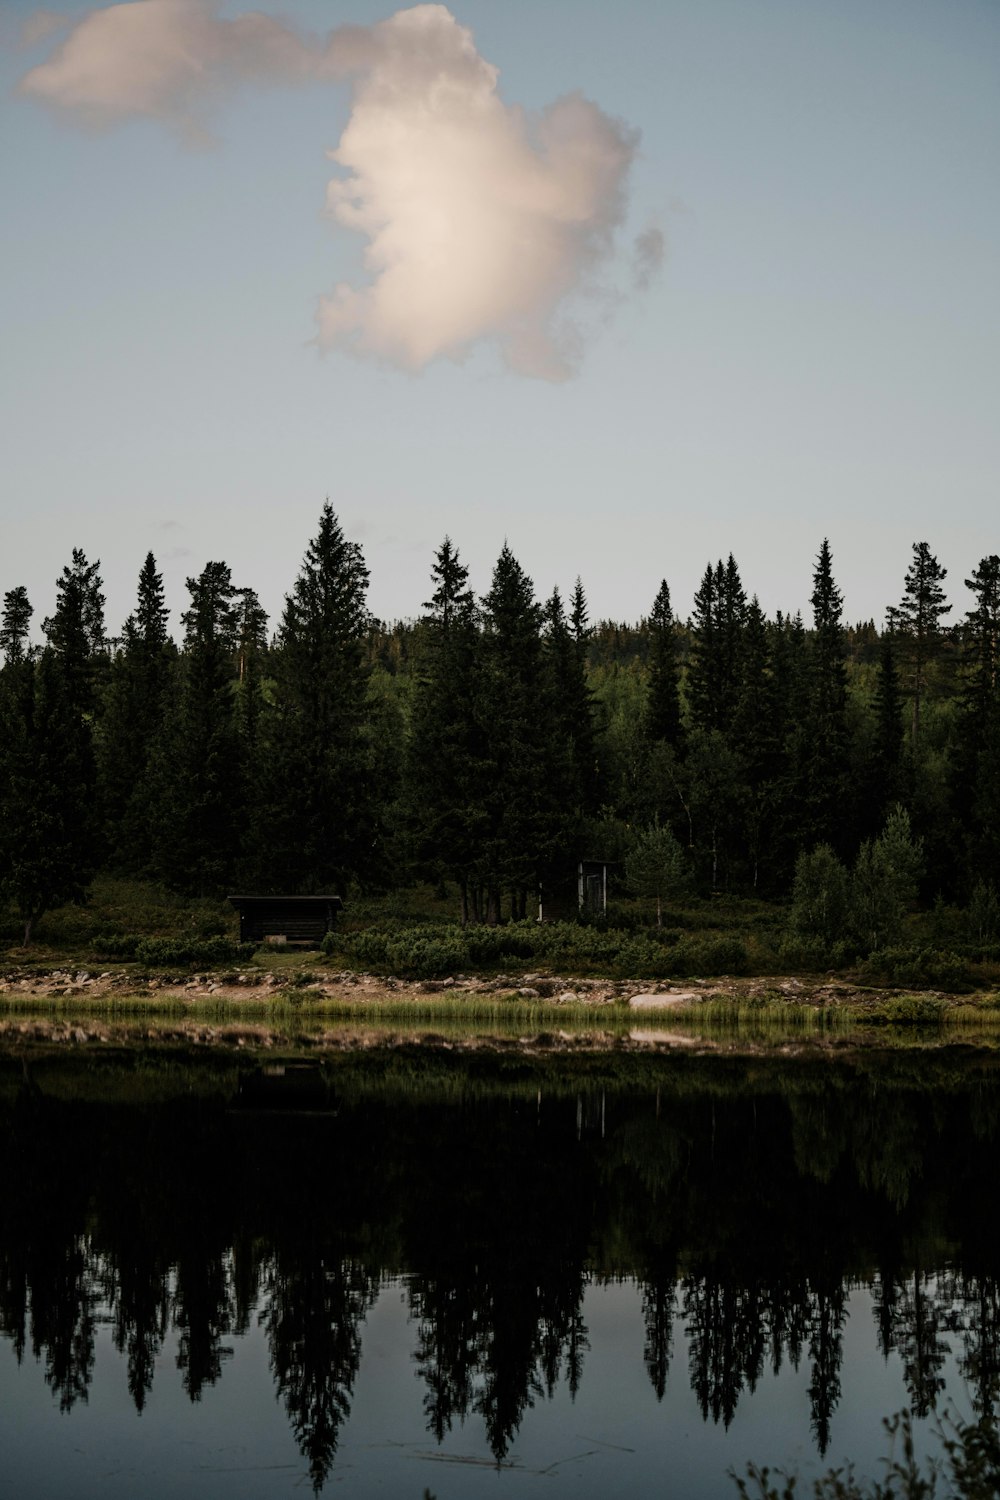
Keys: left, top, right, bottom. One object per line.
{"left": 90, "top": 933, "right": 256, "bottom": 966}
{"left": 850, "top": 806, "right": 924, "bottom": 952}
{"left": 250, "top": 503, "right": 376, "bottom": 894}
{"left": 967, "top": 882, "right": 1000, "bottom": 946}
{"left": 791, "top": 846, "right": 851, "bottom": 946}
{"left": 322, "top": 919, "right": 748, "bottom": 978}
{"left": 625, "top": 821, "right": 689, "bottom": 925}
{"left": 0, "top": 648, "right": 98, "bottom": 942}
{"left": 859, "top": 948, "right": 972, "bottom": 992}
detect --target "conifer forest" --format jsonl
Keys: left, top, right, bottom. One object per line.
{"left": 2, "top": 505, "right": 999, "bottom": 966}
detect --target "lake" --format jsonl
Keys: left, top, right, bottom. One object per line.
{"left": 1, "top": 1041, "right": 999, "bottom": 1497}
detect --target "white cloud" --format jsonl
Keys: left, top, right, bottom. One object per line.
{"left": 19, "top": 1, "right": 642, "bottom": 377}
{"left": 316, "top": 7, "right": 637, "bottom": 379}
{"left": 17, "top": 0, "right": 323, "bottom": 142}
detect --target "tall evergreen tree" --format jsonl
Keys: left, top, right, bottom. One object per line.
{"left": 731, "top": 597, "right": 781, "bottom": 888}
{"left": 97, "top": 554, "right": 175, "bottom": 869}
{"left": 253, "top": 505, "right": 373, "bottom": 893}
{"left": 38, "top": 550, "right": 105, "bottom": 859}
{"left": 687, "top": 555, "right": 746, "bottom": 734}
{"left": 643, "top": 580, "right": 683, "bottom": 750}
{"left": 543, "top": 584, "right": 598, "bottom": 818}
{"left": 0, "top": 648, "right": 98, "bottom": 943}
{"left": 953, "top": 555, "right": 1000, "bottom": 884}
{"left": 407, "top": 538, "right": 486, "bottom": 919}
{"left": 687, "top": 563, "right": 719, "bottom": 734}
{"left": 861, "top": 631, "right": 906, "bottom": 838}
{"left": 805, "top": 540, "right": 850, "bottom": 850}
{"left": 149, "top": 562, "right": 242, "bottom": 894}
{"left": 1, "top": 587, "right": 33, "bottom": 666}
{"left": 43, "top": 548, "right": 106, "bottom": 717}
{"left": 477, "top": 545, "right": 549, "bottom": 922}
{"left": 888, "top": 541, "right": 951, "bottom": 751}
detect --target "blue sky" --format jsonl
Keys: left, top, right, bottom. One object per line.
{"left": 2, "top": 0, "right": 998, "bottom": 639}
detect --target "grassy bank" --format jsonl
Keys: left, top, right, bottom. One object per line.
{"left": 4, "top": 876, "right": 1000, "bottom": 995}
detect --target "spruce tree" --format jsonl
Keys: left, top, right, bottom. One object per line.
{"left": 888, "top": 541, "right": 951, "bottom": 752}
{"left": 861, "top": 631, "right": 905, "bottom": 838}
{"left": 0, "top": 648, "right": 97, "bottom": 943}
{"left": 1, "top": 587, "right": 33, "bottom": 665}
{"left": 687, "top": 563, "right": 719, "bottom": 733}
{"left": 953, "top": 555, "right": 1000, "bottom": 884}
{"left": 149, "top": 562, "right": 242, "bottom": 894}
{"left": 688, "top": 555, "right": 746, "bottom": 734}
{"left": 731, "top": 597, "right": 780, "bottom": 889}
{"left": 477, "top": 545, "right": 549, "bottom": 922}
{"left": 252, "top": 505, "right": 373, "bottom": 893}
{"left": 407, "top": 537, "right": 486, "bottom": 919}
{"left": 38, "top": 549, "right": 104, "bottom": 859}
{"left": 543, "top": 584, "right": 599, "bottom": 818}
{"left": 643, "top": 580, "right": 683, "bottom": 749}
{"left": 805, "top": 540, "right": 850, "bottom": 850}
{"left": 97, "top": 554, "right": 175, "bottom": 869}
{"left": 43, "top": 548, "right": 106, "bottom": 717}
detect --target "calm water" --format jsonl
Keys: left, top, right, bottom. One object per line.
{"left": 1, "top": 1045, "right": 999, "bottom": 1497}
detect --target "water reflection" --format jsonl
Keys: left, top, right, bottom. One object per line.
{"left": 1, "top": 1051, "right": 1000, "bottom": 1492}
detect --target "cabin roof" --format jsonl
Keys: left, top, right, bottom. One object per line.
{"left": 227, "top": 894, "right": 343, "bottom": 911}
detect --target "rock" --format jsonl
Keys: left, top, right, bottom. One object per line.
{"left": 628, "top": 992, "right": 700, "bottom": 1009}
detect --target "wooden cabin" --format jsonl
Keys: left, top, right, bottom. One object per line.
{"left": 227, "top": 894, "right": 342, "bottom": 947}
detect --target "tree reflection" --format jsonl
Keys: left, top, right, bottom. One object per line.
{"left": 0, "top": 1057, "right": 999, "bottom": 1486}
{"left": 263, "top": 1256, "right": 378, "bottom": 1491}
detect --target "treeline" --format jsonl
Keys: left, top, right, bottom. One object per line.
{"left": 1, "top": 506, "right": 999, "bottom": 943}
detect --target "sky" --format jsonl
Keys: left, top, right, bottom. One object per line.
{"left": 2, "top": 0, "right": 998, "bottom": 640}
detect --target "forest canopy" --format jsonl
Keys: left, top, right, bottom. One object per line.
{"left": 2, "top": 511, "right": 998, "bottom": 950}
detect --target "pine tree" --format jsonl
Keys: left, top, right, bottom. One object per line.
{"left": 643, "top": 580, "right": 683, "bottom": 750}
{"left": 687, "top": 556, "right": 746, "bottom": 734}
{"left": 805, "top": 540, "right": 850, "bottom": 850}
{"left": 731, "top": 597, "right": 780, "bottom": 889}
{"left": 953, "top": 555, "right": 1000, "bottom": 885}
{"left": 477, "top": 545, "right": 549, "bottom": 922}
{"left": 43, "top": 548, "right": 106, "bottom": 717}
{"left": 861, "top": 631, "right": 905, "bottom": 838}
{"left": 36, "top": 550, "right": 104, "bottom": 860}
{"left": 687, "top": 563, "right": 719, "bottom": 733}
{"left": 407, "top": 537, "right": 486, "bottom": 919}
{"left": 1, "top": 587, "right": 33, "bottom": 665}
{"left": 543, "top": 584, "right": 598, "bottom": 817}
{"left": 96, "top": 554, "right": 175, "bottom": 869}
{"left": 252, "top": 505, "right": 373, "bottom": 893}
{"left": 888, "top": 541, "right": 951, "bottom": 751}
{"left": 0, "top": 648, "right": 98, "bottom": 943}
{"left": 149, "top": 562, "right": 242, "bottom": 894}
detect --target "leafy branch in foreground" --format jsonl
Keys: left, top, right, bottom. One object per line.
{"left": 732, "top": 1408, "right": 1000, "bottom": 1500}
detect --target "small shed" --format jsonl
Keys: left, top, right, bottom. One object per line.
{"left": 227, "top": 895, "right": 342, "bottom": 947}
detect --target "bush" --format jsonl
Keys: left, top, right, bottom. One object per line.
{"left": 91, "top": 933, "right": 256, "bottom": 967}
{"left": 790, "top": 846, "right": 850, "bottom": 946}
{"left": 859, "top": 947, "right": 973, "bottom": 992}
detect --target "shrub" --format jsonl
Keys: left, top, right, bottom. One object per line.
{"left": 790, "top": 846, "right": 850, "bottom": 946}
{"left": 859, "top": 947, "right": 973, "bottom": 992}
{"left": 91, "top": 933, "right": 256, "bottom": 967}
